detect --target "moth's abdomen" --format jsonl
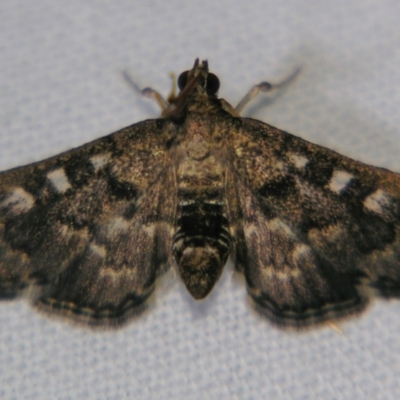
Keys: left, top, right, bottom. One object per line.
{"left": 173, "top": 187, "right": 230, "bottom": 299}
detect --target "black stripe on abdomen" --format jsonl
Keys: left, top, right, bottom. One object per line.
{"left": 173, "top": 188, "right": 231, "bottom": 299}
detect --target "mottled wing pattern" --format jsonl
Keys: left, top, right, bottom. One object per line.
{"left": 0, "top": 119, "right": 175, "bottom": 325}
{"left": 229, "top": 117, "right": 400, "bottom": 327}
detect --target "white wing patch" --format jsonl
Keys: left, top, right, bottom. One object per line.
{"left": 262, "top": 265, "right": 301, "bottom": 280}
{"left": 363, "top": 189, "right": 391, "bottom": 215}
{"left": 288, "top": 153, "right": 309, "bottom": 169}
{"left": 292, "top": 243, "right": 312, "bottom": 262}
{"left": 0, "top": 187, "right": 35, "bottom": 215}
{"left": 244, "top": 222, "right": 258, "bottom": 238}
{"left": 142, "top": 224, "right": 156, "bottom": 237}
{"left": 90, "top": 153, "right": 111, "bottom": 171}
{"left": 328, "top": 170, "right": 353, "bottom": 194}
{"left": 47, "top": 168, "right": 71, "bottom": 193}
{"left": 269, "top": 218, "right": 296, "bottom": 238}
{"left": 106, "top": 217, "right": 130, "bottom": 235}
{"left": 89, "top": 243, "right": 107, "bottom": 258}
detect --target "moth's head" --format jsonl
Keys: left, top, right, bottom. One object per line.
{"left": 163, "top": 59, "right": 221, "bottom": 118}
{"left": 177, "top": 59, "right": 220, "bottom": 97}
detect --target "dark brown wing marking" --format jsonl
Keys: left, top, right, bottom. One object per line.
{"left": 0, "top": 119, "right": 175, "bottom": 325}
{"left": 229, "top": 118, "right": 400, "bottom": 326}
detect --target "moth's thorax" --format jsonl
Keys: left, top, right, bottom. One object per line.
{"left": 185, "top": 95, "right": 225, "bottom": 115}
{"left": 174, "top": 116, "right": 227, "bottom": 190}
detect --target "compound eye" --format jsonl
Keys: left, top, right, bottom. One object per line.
{"left": 177, "top": 71, "right": 189, "bottom": 90}
{"left": 206, "top": 73, "right": 220, "bottom": 95}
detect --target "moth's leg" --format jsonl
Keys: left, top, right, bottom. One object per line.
{"left": 235, "top": 67, "right": 301, "bottom": 114}
{"left": 121, "top": 71, "right": 169, "bottom": 112}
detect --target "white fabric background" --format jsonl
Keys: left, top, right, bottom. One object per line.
{"left": 1, "top": 1, "right": 400, "bottom": 399}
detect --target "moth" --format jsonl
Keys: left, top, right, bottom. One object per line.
{"left": 1, "top": 59, "right": 400, "bottom": 328}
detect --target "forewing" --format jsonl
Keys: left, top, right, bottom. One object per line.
{"left": 0, "top": 119, "right": 176, "bottom": 326}
{"left": 229, "top": 118, "right": 400, "bottom": 327}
